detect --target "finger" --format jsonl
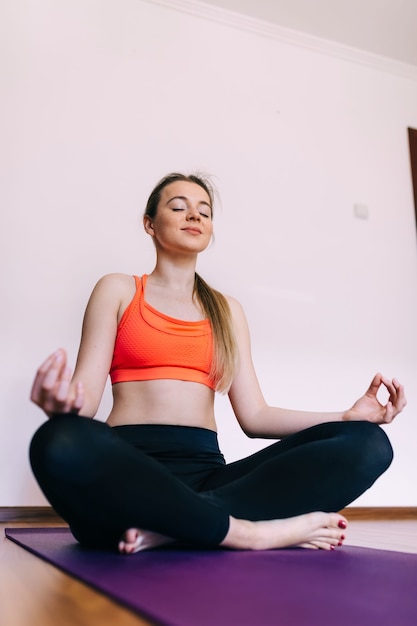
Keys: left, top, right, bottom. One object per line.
{"left": 381, "top": 376, "right": 397, "bottom": 400}
{"left": 38, "top": 352, "right": 60, "bottom": 374}
{"left": 382, "top": 378, "right": 407, "bottom": 417}
{"left": 30, "top": 352, "right": 61, "bottom": 402}
{"left": 59, "top": 381, "right": 85, "bottom": 414}
{"left": 31, "top": 351, "right": 71, "bottom": 412}
{"left": 55, "top": 366, "right": 72, "bottom": 403}
{"left": 383, "top": 401, "right": 394, "bottom": 423}
{"left": 392, "top": 379, "right": 407, "bottom": 411}
{"left": 365, "top": 373, "right": 383, "bottom": 397}
{"left": 41, "top": 352, "right": 67, "bottom": 391}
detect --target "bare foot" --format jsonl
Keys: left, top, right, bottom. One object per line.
{"left": 118, "top": 528, "right": 174, "bottom": 555}
{"left": 221, "top": 512, "right": 348, "bottom": 551}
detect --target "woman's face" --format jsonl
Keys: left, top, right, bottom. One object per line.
{"left": 144, "top": 181, "right": 213, "bottom": 254}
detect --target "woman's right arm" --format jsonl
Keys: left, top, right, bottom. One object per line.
{"left": 30, "top": 273, "right": 133, "bottom": 418}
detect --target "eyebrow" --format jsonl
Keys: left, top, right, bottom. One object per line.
{"left": 167, "top": 195, "right": 212, "bottom": 210}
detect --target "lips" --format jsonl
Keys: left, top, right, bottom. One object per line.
{"left": 182, "top": 227, "right": 202, "bottom": 234}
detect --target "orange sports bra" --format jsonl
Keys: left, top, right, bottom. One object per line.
{"left": 109, "top": 275, "right": 215, "bottom": 390}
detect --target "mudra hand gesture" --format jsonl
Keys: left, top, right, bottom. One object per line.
{"left": 344, "top": 373, "right": 406, "bottom": 424}
{"left": 30, "top": 349, "right": 84, "bottom": 416}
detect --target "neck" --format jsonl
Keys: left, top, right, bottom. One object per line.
{"left": 148, "top": 254, "right": 198, "bottom": 292}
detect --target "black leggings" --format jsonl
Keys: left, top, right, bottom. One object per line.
{"left": 29, "top": 415, "right": 393, "bottom": 549}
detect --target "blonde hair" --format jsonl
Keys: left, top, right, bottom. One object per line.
{"left": 145, "top": 173, "right": 238, "bottom": 392}
{"left": 193, "top": 273, "right": 237, "bottom": 393}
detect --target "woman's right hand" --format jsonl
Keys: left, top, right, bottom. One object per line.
{"left": 30, "top": 349, "right": 84, "bottom": 417}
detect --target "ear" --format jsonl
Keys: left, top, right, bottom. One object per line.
{"left": 143, "top": 215, "right": 155, "bottom": 236}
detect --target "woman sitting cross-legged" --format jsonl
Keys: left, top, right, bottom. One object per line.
{"left": 29, "top": 173, "right": 406, "bottom": 554}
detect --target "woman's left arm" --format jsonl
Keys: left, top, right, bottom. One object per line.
{"left": 227, "top": 297, "right": 407, "bottom": 439}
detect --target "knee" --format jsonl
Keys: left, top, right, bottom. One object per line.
{"left": 344, "top": 421, "right": 393, "bottom": 476}
{"left": 29, "top": 414, "right": 91, "bottom": 480}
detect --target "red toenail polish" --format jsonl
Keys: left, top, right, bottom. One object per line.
{"left": 338, "top": 541, "right": 343, "bottom": 546}
{"left": 340, "top": 535, "right": 345, "bottom": 540}
{"left": 330, "top": 545, "right": 335, "bottom": 550}
{"left": 338, "top": 520, "right": 347, "bottom": 529}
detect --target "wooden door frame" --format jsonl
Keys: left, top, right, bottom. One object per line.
{"left": 408, "top": 127, "right": 417, "bottom": 231}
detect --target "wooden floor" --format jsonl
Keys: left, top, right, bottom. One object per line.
{"left": 1, "top": 510, "right": 417, "bottom": 626}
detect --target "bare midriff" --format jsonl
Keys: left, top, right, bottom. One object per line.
{"left": 106, "top": 378, "right": 217, "bottom": 431}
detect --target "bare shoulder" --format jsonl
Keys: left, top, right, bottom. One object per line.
{"left": 91, "top": 273, "right": 136, "bottom": 297}
{"left": 86, "top": 273, "right": 137, "bottom": 315}
{"left": 225, "top": 293, "right": 242, "bottom": 308}
{"left": 95, "top": 272, "right": 136, "bottom": 289}
{"left": 221, "top": 294, "right": 250, "bottom": 343}
{"left": 224, "top": 294, "right": 246, "bottom": 321}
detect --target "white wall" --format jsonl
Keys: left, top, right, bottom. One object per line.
{"left": 2, "top": 0, "right": 417, "bottom": 506}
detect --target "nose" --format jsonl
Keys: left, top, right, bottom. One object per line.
{"left": 187, "top": 206, "right": 201, "bottom": 221}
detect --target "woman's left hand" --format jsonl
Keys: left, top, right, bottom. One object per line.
{"left": 343, "top": 373, "right": 407, "bottom": 424}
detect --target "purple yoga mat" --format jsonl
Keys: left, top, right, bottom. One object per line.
{"left": 5, "top": 527, "right": 417, "bottom": 626}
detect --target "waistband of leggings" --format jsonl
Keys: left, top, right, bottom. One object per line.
{"left": 111, "top": 423, "right": 221, "bottom": 453}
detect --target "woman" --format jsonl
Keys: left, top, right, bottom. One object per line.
{"left": 30, "top": 173, "right": 406, "bottom": 554}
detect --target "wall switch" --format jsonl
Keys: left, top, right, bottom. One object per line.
{"left": 354, "top": 203, "right": 369, "bottom": 219}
